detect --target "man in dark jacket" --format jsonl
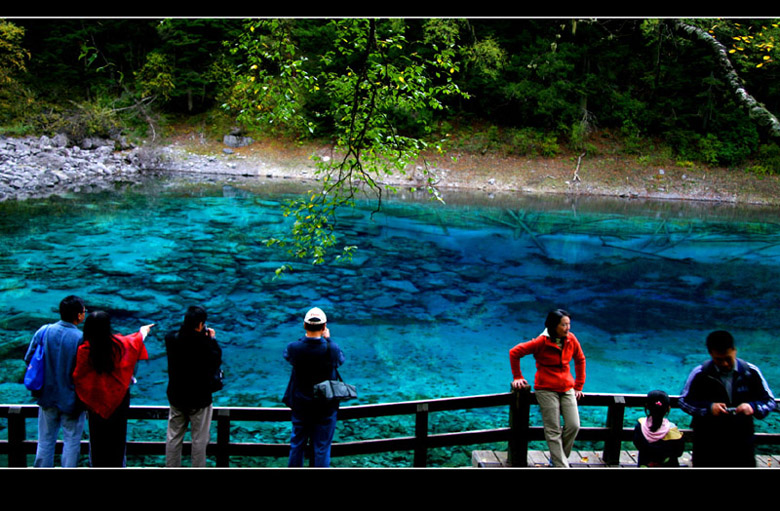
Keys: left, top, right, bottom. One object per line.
{"left": 164, "top": 305, "right": 222, "bottom": 467}
{"left": 283, "top": 307, "right": 345, "bottom": 467}
{"left": 679, "top": 330, "right": 776, "bottom": 467}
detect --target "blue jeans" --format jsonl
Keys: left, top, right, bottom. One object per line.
{"left": 34, "top": 406, "right": 86, "bottom": 467}
{"left": 288, "top": 409, "right": 338, "bottom": 467}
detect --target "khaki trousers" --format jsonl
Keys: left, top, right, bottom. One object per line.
{"left": 165, "top": 403, "right": 213, "bottom": 467}
{"left": 535, "top": 389, "right": 580, "bottom": 467}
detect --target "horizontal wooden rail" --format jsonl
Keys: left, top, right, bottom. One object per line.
{"left": 0, "top": 392, "right": 777, "bottom": 467}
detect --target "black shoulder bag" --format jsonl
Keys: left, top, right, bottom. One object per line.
{"left": 312, "top": 341, "right": 357, "bottom": 402}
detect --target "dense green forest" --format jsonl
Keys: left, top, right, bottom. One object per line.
{"left": 3, "top": 18, "right": 780, "bottom": 166}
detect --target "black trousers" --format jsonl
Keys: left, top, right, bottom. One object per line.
{"left": 87, "top": 391, "right": 130, "bottom": 467}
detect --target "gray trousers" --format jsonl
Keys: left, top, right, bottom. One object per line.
{"left": 535, "top": 389, "right": 580, "bottom": 467}
{"left": 165, "top": 403, "right": 213, "bottom": 467}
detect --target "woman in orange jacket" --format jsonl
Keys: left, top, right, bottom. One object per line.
{"left": 510, "top": 309, "right": 586, "bottom": 467}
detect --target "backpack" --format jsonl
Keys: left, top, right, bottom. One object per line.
{"left": 24, "top": 326, "right": 49, "bottom": 391}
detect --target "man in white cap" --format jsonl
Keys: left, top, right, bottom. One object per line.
{"left": 282, "top": 307, "right": 345, "bottom": 467}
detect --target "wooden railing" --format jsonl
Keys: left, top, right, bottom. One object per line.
{"left": 1, "top": 391, "right": 778, "bottom": 467}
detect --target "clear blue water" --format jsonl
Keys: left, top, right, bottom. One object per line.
{"left": 1, "top": 176, "right": 779, "bottom": 444}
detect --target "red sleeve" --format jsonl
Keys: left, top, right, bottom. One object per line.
{"left": 132, "top": 331, "right": 149, "bottom": 361}
{"left": 570, "top": 334, "right": 587, "bottom": 391}
{"left": 509, "top": 336, "right": 542, "bottom": 380}
{"left": 113, "top": 331, "right": 149, "bottom": 366}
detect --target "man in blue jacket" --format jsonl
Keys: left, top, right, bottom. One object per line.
{"left": 24, "top": 295, "right": 87, "bottom": 467}
{"left": 679, "top": 330, "right": 776, "bottom": 467}
{"left": 282, "top": 307, "right": 344, "bottom": 467}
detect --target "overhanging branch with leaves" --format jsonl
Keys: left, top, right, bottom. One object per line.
{"left": 227, "top": 18, "right": 468, "bottom": 273}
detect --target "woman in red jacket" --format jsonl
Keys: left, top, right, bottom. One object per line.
{"left": 510, "top": 309, "right": 586, "bottom": 467}
{"left": 72, "top": 311, "right": 153, "bottom": 467}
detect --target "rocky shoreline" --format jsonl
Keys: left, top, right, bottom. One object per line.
{"left": 3, "top": 133, "right": 780, "bottom": 207}
{"left": 0, "top": 134, "right": 323, "bottom": 202}
{"left": 0, "top": 134, "right": 152, "bottom": 201}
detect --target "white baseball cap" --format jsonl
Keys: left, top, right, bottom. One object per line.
{"left": 304, "top": 307, "right": 327, "bottom": 325}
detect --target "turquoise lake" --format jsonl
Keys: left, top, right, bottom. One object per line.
{"left": 1, "top": 174, "right": 779, "bottom": 459}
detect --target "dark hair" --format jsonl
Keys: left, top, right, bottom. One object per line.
{"left": 706, "top": 330, "right": 735, "bottom": 353}
{"left": 83, "top": 311, "right": 122, "bottom": 374}
{"left": 304, "top": 320, "right": 326, "bottom": 333}
{"left": 182, "top": 305, "right": 208, "bottom": 332}
{"left": 59, "top": 295, "right": 86, "bottom": 323}
{"left": 644, "top": 390, "right": 670, "bottom": 432}
{"left": 544, "top": 309, "right": 570, "bottom": 336}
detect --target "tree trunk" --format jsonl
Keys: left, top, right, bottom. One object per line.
{"left": 670, "top": 19, "right": 780, "bottom": 138}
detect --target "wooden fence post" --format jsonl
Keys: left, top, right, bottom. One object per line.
{"left": 508, "top": 387, "right": 530, "bottom": 467}
{"left": 603, "top": 395, "right": 625, "bottom": 465}
{"left": 413, "top": 403, "right": 429, "bottom": 467}
{"left": 216, "top": 408, "right": 231, "bottom": 468}
{"left": 8, "top": 406, "right": 27, "bottom": 468}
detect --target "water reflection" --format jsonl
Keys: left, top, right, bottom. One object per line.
{"left": 1, "top": 176, "right": 778, "bottom": 436}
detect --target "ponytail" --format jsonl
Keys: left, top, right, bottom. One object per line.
{"left": 645, "top": 390, "right": 670, "bottom": 432}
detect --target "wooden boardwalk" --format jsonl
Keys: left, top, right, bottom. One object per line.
{"left": 472, "top": 450, "right": 780, "bottom": 468}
